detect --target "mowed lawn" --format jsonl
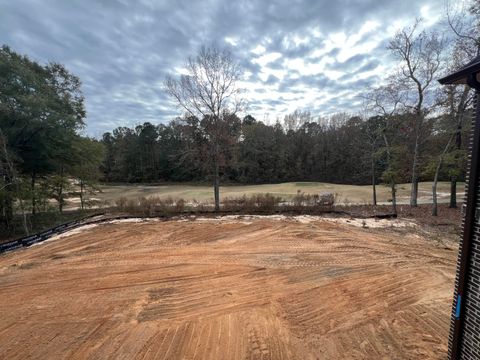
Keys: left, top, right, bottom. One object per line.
{"left": 96, "top": 181, "right": 465, "bottom": 206}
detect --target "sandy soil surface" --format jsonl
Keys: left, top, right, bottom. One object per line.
{"left": 0, "top": 216, "right": 457, "bottom": 359}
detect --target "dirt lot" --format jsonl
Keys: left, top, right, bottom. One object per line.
{"left": 0, "top": 216, "right": 457, "bottom": 359}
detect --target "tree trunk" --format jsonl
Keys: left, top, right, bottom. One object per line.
{"left": 4, "top": 185, "right": 13, "bottom": 231}
{"left": 410, "top": 142, "right": 419, "bottom": 207}
{"left": 432, "top": 174, "right": 439, "bottom": 216}
{"left": 371, "top": 153, "right": 377, "bottom": 206}
{"left": 450, "top": 121, "right": 462, "bottom": 209}
{"left": 432, "top": 132, "right": 455, "bottom": 216}
{"left": 323, "top": 154, "right": 327, "bottom": 181}
{"left": 59, "top": 188, "right": 63, "bottom": 213}
{"left": 31, "top": 172, "right": 36, "bottom": 215}
{"left": 450, "top": 176, "right": 457, "bottom": 208}
{"left": 413, "top": 179, "right": 418, "bottom": 204}
{"left": 410, "top": 112, "right": 423, "bottom": 208}
{"left": 0, "top": 131, "right": 15, "bottom": 231}
{"left": 382, "top": 133, "right": 396, "bottom": 215}
{"left": 80, "top": 179, "right": 84, "bottom": 211}
{"left": 59, "top": 165, "right": 64, "bottom": 214}
{"left": 18, "top": 198, "right": 29, "bottom": 236}
{"left": 214, "top": 160, "right": 220, "bottom": 211}
{"left": 391, "top": 182, "right": 397, "bottom": 215}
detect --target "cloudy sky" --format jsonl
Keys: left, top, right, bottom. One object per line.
{"left": 1, "top": 0, "right": 446, "bottom": 136}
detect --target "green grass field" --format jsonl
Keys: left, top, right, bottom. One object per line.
{"left": 95, "top": 181, "right": 465, "bottom": 206}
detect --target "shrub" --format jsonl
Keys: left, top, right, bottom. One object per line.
{"left": 112, "top": 196, "right": 189, "bottom": 216}
{"left": 292, "top": 190, "right": 304, "bottom": 207}
{"left": 125, "top": 198, "right": 138, "bottom": 213}
{"left": 174, "top": 198, "right": 186, "bottom": 213}
{"left": 222, "top": 193, "right": 282, "bottom": 213}
{"left": 292, "top": 190, "right": 316, "bottom": 208}
{"left": 289, "top": 190, "right": 336, "bottom": 211}
{"left": 222, "top": 195, "right": 246, "bottom": 212}
{"left": 115, "top": 196, "right": 128, "bottom": 211}
{"left": 318, "top": 192, "right": 336, "bottom": 206}
{"left": 138, "top": 196, "right": 153, "bottom": 216}
{"left": 255, "top": 193, "right": 282, "bottom": 212}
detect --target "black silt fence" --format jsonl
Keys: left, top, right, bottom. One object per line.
{"left": 0, "top": 213, "right": 104, "bottom": 255}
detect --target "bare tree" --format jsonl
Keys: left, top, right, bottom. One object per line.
{"left": 430, "top": 88, "right": 469, "bottom": 216}
{"left": 388, "top": 20, "right": 444, "bottom": 207}
{"left": 447, "top": 0, "right": 480, "bottom": 55}
{"left": 363, "top": 119, "right": 379, "bottom": 206}
{"left": 366, "top": 81, "right": 405, "bottom": 215}
{"left": 164, "top": 46, "right": 244, "bottom": 211}
{"left": 359, "top": 101, "right": 379, "bottom": 206}
{"left": 431, "top": 38, "right": 474, "bottom": 215}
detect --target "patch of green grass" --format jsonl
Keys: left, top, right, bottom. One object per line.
{"left": 293, "top": 182, "right": 324, "bottom": 187}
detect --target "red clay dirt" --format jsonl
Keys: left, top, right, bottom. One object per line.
{"left": 0, "top": 216, "right": 457, "bottom": 359}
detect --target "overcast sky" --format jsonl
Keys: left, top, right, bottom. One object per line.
{"left": 1, "top": 0, "right": 446, "bottom": 136}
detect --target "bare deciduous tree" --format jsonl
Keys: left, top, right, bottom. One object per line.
{"left": 447, "top": 0, "right": 480, "bottom": 55}
{"left": 388, "top": 20, "right": 444, "bottom": 207}
{"left": 164, "top": 46, "right": 244, "bottom": 211}
{"left": 430, "top": 87, "right": 469, "bottom": 216}
{"left": 366, "top": 81, "right": 406, "bottom": 215}
{"left": 359, "top": 101, "right": 380, "bottom": 206}
{"left": 431, "top": 38, "right": 474, "bottom": 215}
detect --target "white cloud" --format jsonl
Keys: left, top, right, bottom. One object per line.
{"left": 251, "top": 44, "right": 266, "bottom": 55}
{"left": 225, "top": 36, "right": 239, "bottom": 46}
{"left": 0, "top": 0, "right": 446, "bottom": 134}
{"left": 253, "top": 52, "right": 282, "bottom": 67}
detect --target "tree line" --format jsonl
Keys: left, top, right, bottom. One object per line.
{"left": 100, "top": 109, "right": 469, "bottom": 202}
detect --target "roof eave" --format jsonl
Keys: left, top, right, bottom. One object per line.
{"left": 438, "top": 59, "right": 480, "bottom": 85}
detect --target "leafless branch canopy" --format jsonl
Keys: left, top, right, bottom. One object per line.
{"left": 364, "top": 76, "right": 407, "bottom": 119}
{"left": 387, "top": 19, "right": 444, "bottom": 114}
{"left": 446, "top": 0, "right": 480, "bottom": 54}
{"left": 164, "top": 46, "right": 244, "bottom": 122}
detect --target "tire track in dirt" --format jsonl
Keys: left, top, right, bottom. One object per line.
{"left": 0, "top": 217, "right": 456, "bottom": 359}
